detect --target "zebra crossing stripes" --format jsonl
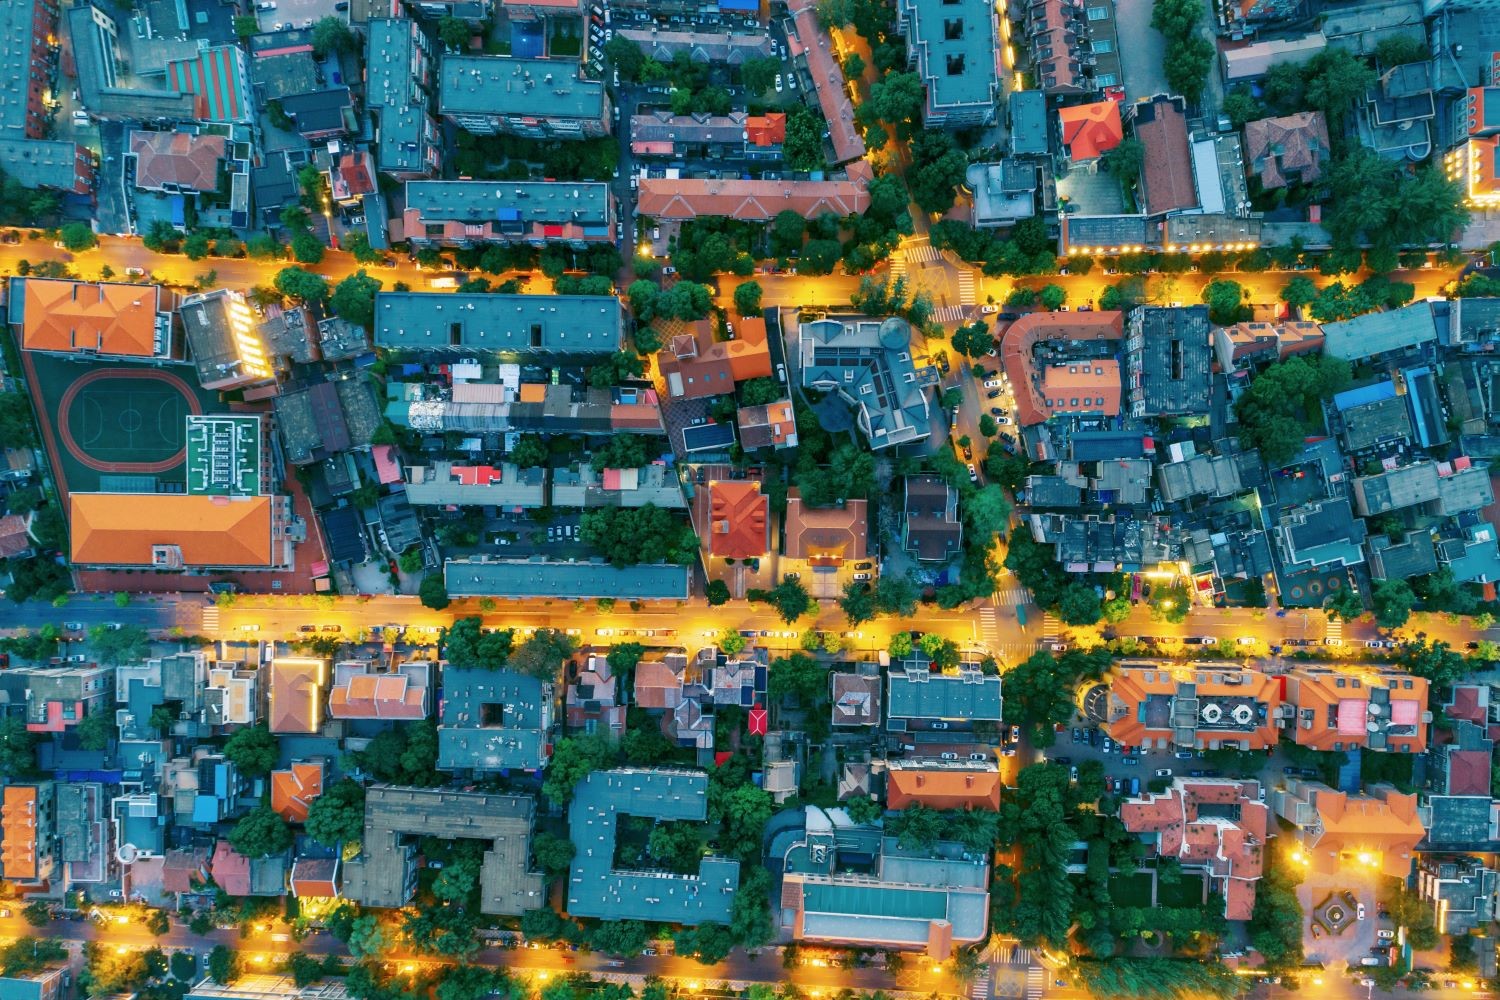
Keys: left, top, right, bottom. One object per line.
{"left": 957, "top": 267, "right": 976, "bottom": 304}
{"left": 889, "top": 255, "right": 908, "bottom": 279}
{"left": 906, "top": 242, "right": 942, "bottom": 263}
{"left": 992, "top": 587, "right": 1030, "bottom": 605}
{"left": 201, "top": 605, "right": 220, "bottom": 632}
{"left": 990, "top": 944, "right": 1033, "bottom": 966}
{"left": 1040, "top": 612, "right": 1060, "bottom": 641}
{"left": 1324, "top": 615, "right": 1344, "bottom": 642}
{"left": 1025, "top": 967, "right": 1045, "bottom": 1000}
{"left": 970, "top": 969, "right": 992, "bottom": 1000}
{"left": 934, "top": 304, "right": 968, "bottom": 324}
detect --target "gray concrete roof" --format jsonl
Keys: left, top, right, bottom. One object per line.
{"left": 444, "top": 557, "right": 690, "bottom": 600}
{"left": 437, "top": 667, "right": 551, "bottom": 773}
{"left": 405, "top": 180, "right": 611, "bottom": 228}
{"left": 440, "top": 56, "right": 604, "bottom": 120}
{"left": 886, "top": 666, "right": 1002, "bottom": 721}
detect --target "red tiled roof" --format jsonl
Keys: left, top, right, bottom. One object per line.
{"left": 634, "top": 659, "right": 685, "bottom": 710}
{"left": 1133, "top": 95, "right": 1198, "bottom": 216}
{"left": 999, "top": 311, "right": 1125, "bottom": 426}
{"left": 786, "top": 0, "right": 865, "bottom": 163}
{"left": 746, "top": 113, "right": 787, "bottom": 147}
{"left": 270, "top": 761, "right": 324, "bottom": 823}
{"left": 637, "top": 171, "right": 870, "bottom": 221}
{"left": 1243, "top": 112, "right": 1329, "bottom": 190}
{"left": 708, "top": 480, "right": 768, "bottom": 559}
{"left": 0, "top": 514, "right": 31, "bottom": 558}
{"left": 784, "top": 492, "right": 868, "bottom": 564}
{"left": 211, "top": 840, "right": 252, "bottom": 897}
{"left": 129, "top": 130, "right": 227, "bottom": 192}
{"left": 1445, "top": 749, "right": 1492, "bottom": 796}
{"left": 1058, "top": 101, "right": 1123, "bottom": 161}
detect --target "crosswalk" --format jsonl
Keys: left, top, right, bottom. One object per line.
{"left": 957, "top": 267, "right": 976, "bottom": 304}
{"left": 889, "top": 254, "right": 907, "bottom": 279}
{"left": 990, "top": 944, "right": 1033, "bottom": 966}
{"left": 970, "top": 967, "right": 991, "bottom": 1000}
{"left": 979, "top": 605, "right": 1000, "bottom": 651}
{"left": 1325, "top": 615, "right": 1344, "bottom": 644}
{"left": 1041, "top": 612, "right": 1059, "bottom": 641}
{"left": 201, "top": 605, "right": 219, "bottom": 632}
{"left": 934, "top": 304, "right": 968, "bottom": 324}
{"left": 907, "top": 242, "right": 942, "bottom": 263}
{"left": 1025, "top": 967, "right": 1045, "bottom": 1000}
{"left": 993, "top": 587, "right": 1031, "bottom": 605}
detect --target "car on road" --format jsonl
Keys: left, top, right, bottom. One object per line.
{"left": 1237, "top": 636, "right": 1256, "bottom": 645}
{"left": 1154, "top": 768, "right": 1173, "bottom": 777}
{"left": 298, "top": 624, "right": 316, "bottom": 633}
{"left": 1009, "top": 724, "right": 1021, "bottom": 742}
{"left": 1072, "top": 727, "right": 1083, "bottom": 743}
{"left": 960, "top": 443, "right": 972, "bottom": 460}
{"left": 1366, "top": 639, "right": 1394, "bottom": 648}
{"left": 967, "top": 463, "right": 978, "bottom": 483}
{"left": 63, "top": 622, "right": 83, "bottom": 631}
{"left": 1102, "top": 737, "right": 1113, "bottom": 754}
{"left": 1378, "top": 930, "right": 1395, "bottom": 940}
{"left": 1182, "top": 636, "right": 1214, "bottom": 644}
{"left": 1069, "top": 765, "right": 1078, "bottom": 782}
{"left": 989, "top": 407, "right": 1005, "bottom": 417}
{"left": 1174, "top": 750, "right": 1193, "bottom": 759}
{"left": 941, "top": 752, "right": 959, "bottom": 760}
{"left": 321, "top": 625, "right": 341, "bottom": 633}
{"left": 239, "top": 624, "right": 260, "bottom": 632}
{"left": 1357, "top": 904, "right": 1366, "bottom": 920}
{"left": 1325, "top": 637, "right": 1345, "bottom": 646}
{"left": 1000, "top": 747, "right": 1017, "bottom": 757}
{"left": 1049, "top": 642, "right": 1067, "bottom": 652}
{"left": 980, "top": 305, "right": 998, "bottom": 314}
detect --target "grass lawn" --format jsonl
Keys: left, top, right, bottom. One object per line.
{"left": 1156, "top": 872, "right": 1207, "bottom": 908}
{"left": 1108, "top": 872, "right": 1154, "bottom": 907}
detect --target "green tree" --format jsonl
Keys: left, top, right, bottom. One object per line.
{"left": 1324, "top": 585, "right": 1364, "bottom": 622}
{"left": 229, "top": 803, "right": 294, "bottom": 858}
{"left": 1039, "top": 284, "right": 1067, "bottom": 311}
{"left": 1202, "top": 279, "right": 1247, "bottom": 325}
{"left": 889, "top": 631, "right": 914, "bottom": 658}
{"left": 733, "top": 280, "right": 763, "bottom": 316}
{"left": 233, "top": 13, "right": 258, "bottom": 36}
{"left": 223, "top": 723, "right": 278, "bottom": 777}
{"left": 290, "top": 231, "right": 325, "bottom": 265}
{"left": 543, "top": 732, "right": 617, "bottom": 805}
{"left": 75, "top": 711, "right": 114, "bottom": 751}
{"left": 273, "top": 266, "right": 328, "bottom": 302}
{"left": 762, "top": 578, "right": 813, "bottom": 624}
{"left": 59, "top": 222, "right": 96, "bottom": 251}
{"left": 1102, "top": 137, "right": 1146, "bottom": 187}
{"left": 330, "top": 270, "right": 382, "bottom": 328}
{"left": 768, "top": 652, "right": 825, "bottom": 705}
{"left": 508, "top": 629, "right": 577, "bottom": 681}
{"left": 706, "top": 579, "right": 730, "bottom": 606}
{"left": 1371, "top": 578, "right": 1415, "bottom": 630}
{"left": 310, "top": 16, "right": 357, "bottom": 56}
{"left": 87, "top": 623, "right": 151, "bottom": 663}
{"left": 419, "top": 574, "right": 449, "bottom": 610}
{"left": 437, "top": 15, "right": 471, "bottom": 49}
{"left": 839, "top": 581, "right": 876, "bottom": 626}
{"left": 843, "top": 793, "right": 882, "bottom": 824}
{"left": 605, "top": 36, "right": 645, "bottom": 79}
{"left": 1058, "top": 583, "right": 1103, "bottom": 626}
{"left": 782, "top": 106, "right": 827, "bottom": 173}
{"left": 346, "top": 914, "right": 388, "bottom": 959}
{"left": 305, "top": 778, "right": 366, "bottom": 846}
{"left": 951, "top": 320, "right": 995, "bottom": 358}
{"left": 907, "top": 131, "right": 968, "bottom": 214}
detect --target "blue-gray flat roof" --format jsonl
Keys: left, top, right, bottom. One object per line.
{"left": 406, "top": 180, "right": 612, "bottom": 228}
{"left": 887, "top": 668, "right": 1003, "bottom": 720}
{"left": 437, "top": 666, "right": 550, "bottom": 772}
{"left": 440, "top": 56, "right": 605, "bottom": 120}
{"left": 901, "top": 0, "right": 999, "bottom": 119}
{"left": 365, "top": 19, "right": 435, "bottom": 176}
{"left": 567, "top": 768, "right": 740, "bottom": 925}
{"left": 1321, "top": 301, "right": 1437, "bottom": 360}
{"left": 374, "top": 292, "right": 623, "bottom": 354}
{"left": 445, "top": 557, "right": 690, "bottom": 600}
{"left": 1009, "top": 91, "right": 1049, "bottom": 156}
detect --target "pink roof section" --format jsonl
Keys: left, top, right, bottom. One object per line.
{"left": 372, "top": 445, "right": 402, "bottom": 485}
{"left": 787, "top": 0, "right": 865, "bottom": 165}
{"left": 602, "top": 468, "right": 623, "bottom": 489}
{"left": 1390, "top": 700, "right": 1420, "bottom": 725}
{"left": 211, "top": 840, "right": 252, "bottom": 897}
{"left": 26, "top": 700, "right": 84, "bottom": 733}
{"left": 1336, "top": 699, "right": 1367, "bottom": 735}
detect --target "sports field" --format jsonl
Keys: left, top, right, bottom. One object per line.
{"left": 24, "top": 352, "right": 221, "bottom": 496}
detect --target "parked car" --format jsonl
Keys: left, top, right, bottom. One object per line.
{"left": 983, "top": 378, "right": 1003, "bottom": 389}
{"left": 63, "top": 622, "right": 83, "bottom": 631}
{"left": 1174, "top": 750, "right": 1194, "bottom": 759}
{"left": 931, "top": 721, "right": 950, "bottom": 730}
{"left": 1154, "top": 768, "right": 1173, "bottom": 777}
{"left": 1009, "top": 724, "right": 1021, "bottom": 742}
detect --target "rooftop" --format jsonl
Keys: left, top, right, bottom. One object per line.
{"left": 1059, "top": 101, "right": 1123, "bottom": 161}
{"left": 128, "top": 130, "right": 227, "bottom": 193}
{"left": 70, "top": 494, "right": 275, "bottom": 568}
{"left": 1320, "top": 301, "right": 1438, "bottom": 360}
{"left": 440, "top": 55, "right": 604, "bottom": 120}
{"left": 1132, "top": 95, "right": 1198, "bottom": 216}
{"left": 445, "top": 557, "right": 690, "bottom": 600}
{"left": 887, "top": 666, "right": 1002, "bottom": 721}
{"left": 374, "top": 293, "right": 622, "bottom": 354}
{"left": 437, "top": 667, "right": 551, "bottom": 772}
{"left": 9, "top": 278, "right": 166, "bottom": 358}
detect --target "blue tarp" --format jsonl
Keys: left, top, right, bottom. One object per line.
{"left": 718, "top": 0, "right": 758, "bottom": 10}
{"left": 59, "top": 769, "right": 123, "bottom": 784}
{"left": 1332, "top": 379, "right": 1396, "bottom": 412}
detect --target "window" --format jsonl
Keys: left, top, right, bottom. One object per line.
{"left": 1086, "top": 5, "right": 1109, "bottom": 18}
{"left": 1092, "top": 38, "right": 1114, "bottom": 53}
{"left": 1095, "top": 73, "right": 1118, "bottom": 88}
{"left": 1070, "top": 398, "right": 1078, "bottom": 405}
{"left": 944, "top": 17, "right": 964, "bottom": 39}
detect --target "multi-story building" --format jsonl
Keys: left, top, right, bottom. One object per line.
{"left": 401, "top": 180, "right": 615, "bottom": 248}
{"left": 18, "top": 664, "right": 115, "bottom": 735}
{"left": 1124, "top": 306, "right": 1213, "bottom": 418}
{"left": 440, "top": 56, "right": 609, "bottom": 138}
{"left": 438, "top": 667, "right": 552, "bottom": 773}
{"left": 897, "top": 0, "right": 999, "bottom": 127}
{"left": 1120, "top": 778, "right": 1269, "bottom": 919}
{"left": 630, "top": 111, "right": 786, "bottom": 160}
{"left": 799, "top": 314, "right": 939, "bottom": 450}
{"left": 8, "top": 277, "right": 175, "bottom": 360}
{"left": 1271, "top": 779, "right": 1424, "bottom": 879}
{"left": 567, "top": 769, "right": 740, "bottom": 925}
{"left": 1023, "top": 0, "right": 1123, "bottom": 96}
{"left": 178, "top": 288, "right": 274, "bottom": 390}
{"left": 886, "top": 663, "right": 1003, "bottom": 728}
{"left": 1283, "top": 665, "right": 1430, "bottom": 754}
{"left": 365, "top": 18, "right": 442, "bottom": 179}
{"left": 0, "top": 138, "right": 95, "bottom": 196}
{"left": 0, "top": 782, "right": 56, "bottom": 886}
{"left": 71, "top": 493, "right": 294, "bottom": 572}
{"left": 1105, "top": 663, "right": 1281, "bottom": 751}
{"left": 637, "top": 171, "right": 872, "bottom": 222}
{"left": 1417, "top": 855, "right": 1500, "bottom": 935}
{"left": 373, "top": 292, "right": 623, "bottom": 358}
{"left": 0, "top": 0, "right": 59, "bottom": 139}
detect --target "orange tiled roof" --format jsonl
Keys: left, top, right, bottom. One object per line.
{"left": 999, "top": 311, "right": 1125, "bottom": 427}
{"left": 658, "top": 317, "right": 773, "bottom": 399}
{"left": 270, "top": 761, "right": 324, "bottom": 823}
{"left": 1297, "top": 784, "right": 1425, "bottom": 878}
{"left": 634, "top": 659, "right": 685, "bottom": 710}
{"left": 784, "top": 492, "right": 868, "bottom": 564}
{"left": 20, "top": 278, "right": 162, "bottom": 356}
{"left": 269, "top": 658, "right": 327, "bottom": 735}
{"left": 1039, "top": 359, "right": 1122, "bottom": 416}
{"left": 129, "top": 130, "right": 227, "bottom": 192}
{"left": 71, "top": 494, "right": 274, "bottom": 568}
{"left": 887, "top": 767, "right": 1001, "bottom": 811}
{"left": 708, "top": 479, "right": 768, "bottom": 559}
{"left": 1059, "top": 101, "right": 1124, "bottom": 162}
{"left": 1105, "top": 665, "right": 1282, "bottom": 750}
{"left": 1286, "top": 667, "right": 1430, "bottom": 753}
{"left": 637, "top": 175, "right": 870, "bottom": 221}
{"left": 0, "top": 786, "right": 38, "bottom": 880}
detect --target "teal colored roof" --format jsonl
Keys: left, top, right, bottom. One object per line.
{"left": 804, "top": 881, "right": 947, "bottom": 920}
{"left": 440, "top": 56, "right": 605, "bottom": 120}
{"left": 886, "top": 669, "right": 1003, "bottom": 720}
{"left": 374, "top": 292, "right": 623, "bottom": 354}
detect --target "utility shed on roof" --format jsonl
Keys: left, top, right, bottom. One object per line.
{"left": 567, "top": 768, "right": 740, "bottom": 924}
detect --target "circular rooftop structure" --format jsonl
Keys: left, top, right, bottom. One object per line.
{"left": 878, "top": 316, "right": 912, "bottom": 351}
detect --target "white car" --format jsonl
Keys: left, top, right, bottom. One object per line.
{"left": 1357, "top": 903, "right": 1366, "bottom": 920}
{"left": 1154, "top": 768, "right": 1172, "bottom": 777}
{"left": 983, "top": 378, "right": 1003, "bottom": 388}
{"left": 787, "top": 73, "right": 797, "bottom": 89}
{"left": 1237, "top": 636, "right": 1256, "bottom": 645}
{"left": 774, "top": 74, "right": 784, "bottom": 92}
{"left": 967, "top": 463, "right": 978, "bottom": 482}
{"left": 980, "top": 305, "right": 998, "bottom": 314}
